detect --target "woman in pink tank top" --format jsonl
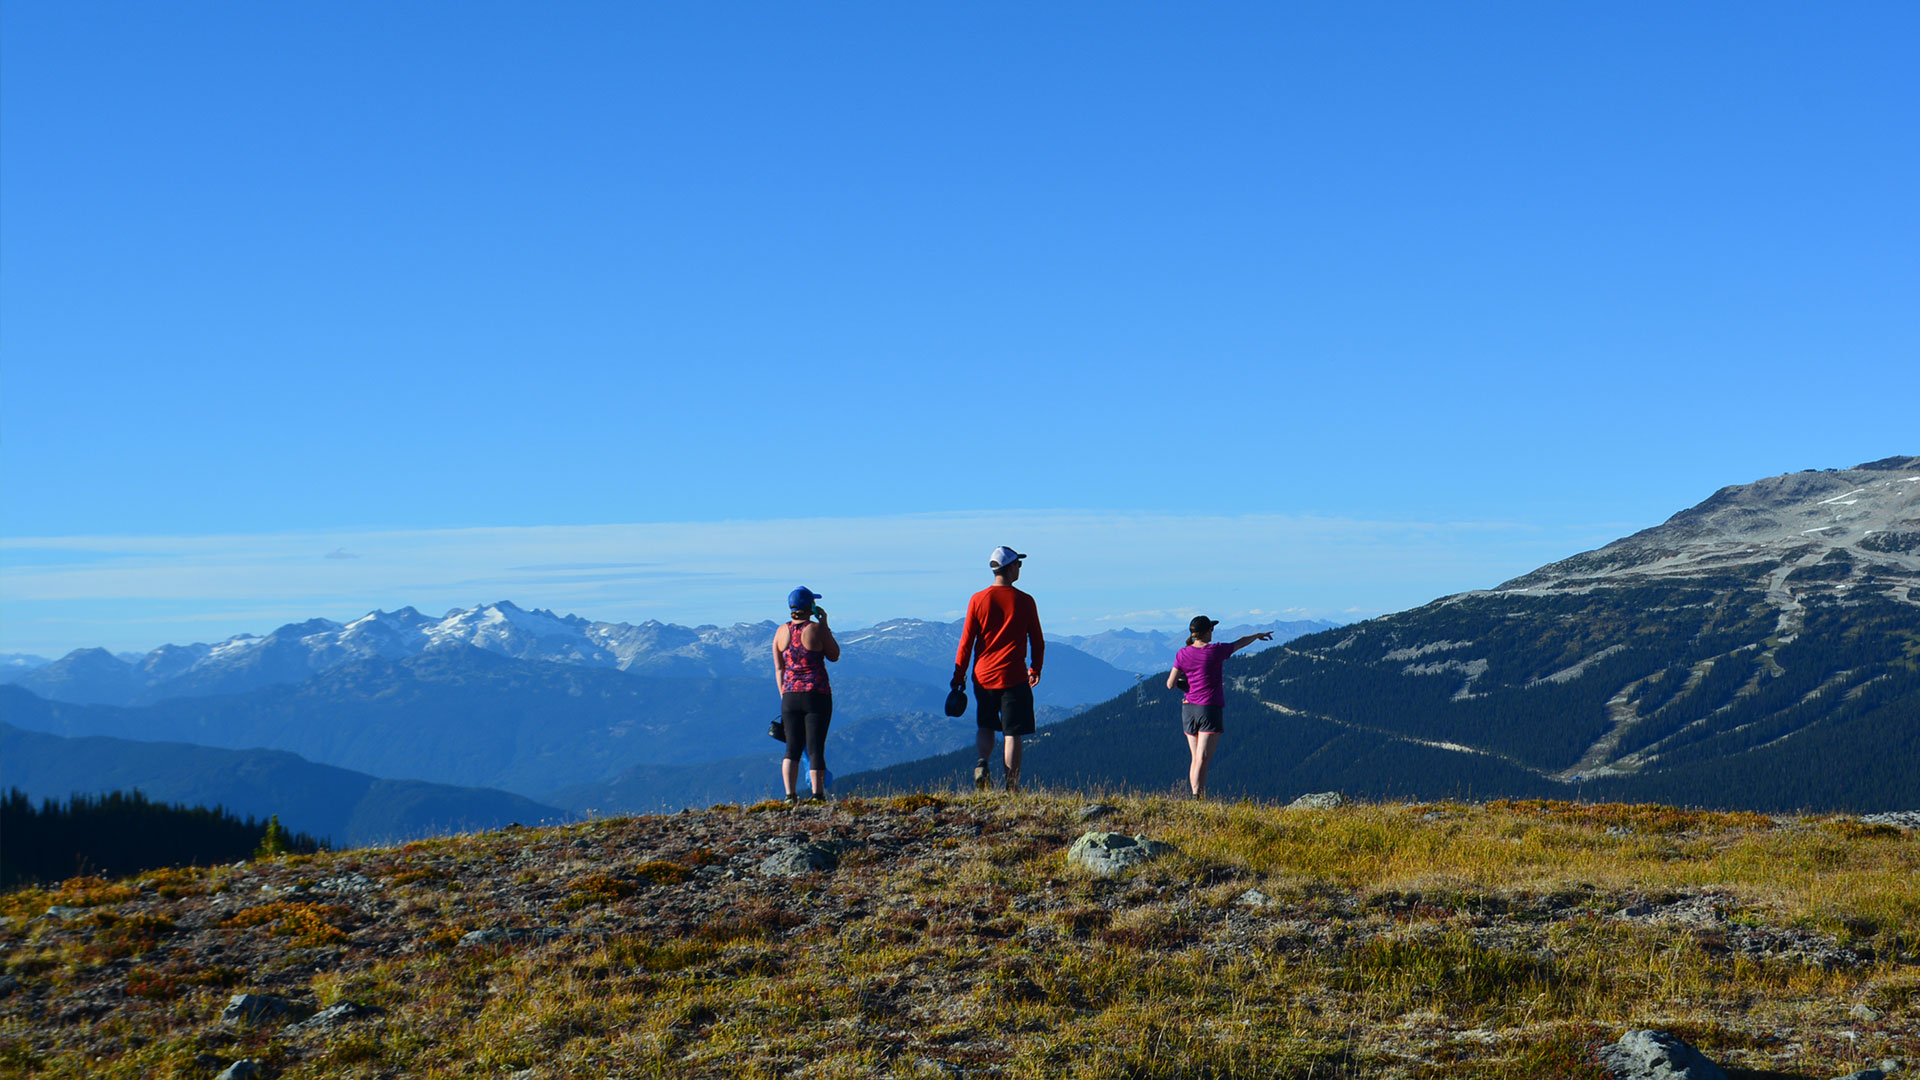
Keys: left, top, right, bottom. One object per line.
{"left": 773, "top": 586, "right": 840, "bottom": 803}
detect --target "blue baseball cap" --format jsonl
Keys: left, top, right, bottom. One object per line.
{"left": 787, "top": 586, "right": 822, "bottom": 610}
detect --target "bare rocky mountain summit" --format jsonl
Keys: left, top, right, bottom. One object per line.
{"left": 1503, "top": 455, "right": 1920, "bottom": 597}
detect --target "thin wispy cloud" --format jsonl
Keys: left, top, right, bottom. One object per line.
{"left": 0, "top": 510, "right": 1616, "bottom": 655}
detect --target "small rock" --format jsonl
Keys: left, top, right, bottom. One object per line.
{"left": 914, "top": 1057, "right": 964, "bottom": 1078}
{"left": 222, "top": 992, "right": 314, "bottom": 1026}
{"left": 1076, "top": 803, "right": 1117, "bottom": 822}
{"left": 1288, "top": 792, "right": 1345, "bottom": 810}
{"left": 1859, "top": 811, "right": 1920, "bottom": 830}
{"left": 216, "top": 1060, "right": 263, "bottom": 1080}
{"left": 1235, "top": 888, "right": 1272, "bottom": 909}
{"left": 1882, "top": 1060, "right": 1904, "bottom": 1074}
{"left": 286, "top": 1001, "right": 382, "bottom": 1032}
{"left": 1066, "top": 832, "right": 1177, "bottom": 877}
{"left": 1597, "top": 1029, "right": 1728, "bottom": 1080}
{"left": 1851, "top": 1003, "right": 1882, "bottom": 1022}
{"left": 42, "top": 905, "right": 87, "bottom": 921}
{"left": 457, "top": 928, "right": 527, "bottom": 949}
{"left": 1607, "top": 825, "right": 1634, "bottom": 837}
{"left": 315, "top": 873, "right": 380, "bottom": 895}
{"left": 757, "top": 843, "right": 839, "bottom": 878}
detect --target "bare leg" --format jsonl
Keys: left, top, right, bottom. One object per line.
{"left": 1004, "top": 734, "right": 1023, "bottom": 790}
{"left": 976, "top": 727, "right": 995, "bottom": 763}
{"left": 1186, "top": 733, "right": 1201, "bottom": 795}
{"left": 782, "top": 758, "right": 799, "bottom": 798}
{"left": 809, "top": 769, "right": 827, "bottom": 798}
{"left": 1192, "top": 732, "right": 1221, "bottom": 797}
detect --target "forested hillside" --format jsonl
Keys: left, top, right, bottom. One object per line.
{"left": 0, "top": 789, "right": 323, "bottom": 886}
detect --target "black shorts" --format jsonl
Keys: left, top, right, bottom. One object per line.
{"left": 1182, "top": 703, "right": 1224, "bottom": 735}
{"left": 780, "top": 691, "right": 832, "bottom": 765}
{"left": 975, "top": 682, "right": 1036, "bottom": 736}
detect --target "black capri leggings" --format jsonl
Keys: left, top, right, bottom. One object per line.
{"left": 780, "top": 691, "right": 832, "bottom": 766}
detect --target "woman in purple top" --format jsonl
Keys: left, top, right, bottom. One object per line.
{"left": 1165, "top": 615, "right": 1272, "bottom": 798}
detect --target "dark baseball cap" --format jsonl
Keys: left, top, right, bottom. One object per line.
{"left": 1188, "top": 615, "right": 1220, "bottom": 634}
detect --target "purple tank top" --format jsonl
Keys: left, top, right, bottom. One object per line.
{"left": 780, "top": 619, "right": 830, "bottom": 694}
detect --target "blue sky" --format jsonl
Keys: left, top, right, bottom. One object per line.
{"left": 3, "top": 3, "right": 1915, "bottom": 655}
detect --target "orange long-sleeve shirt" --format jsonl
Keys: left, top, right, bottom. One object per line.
{"left": 955, "top": 584, "right": 1044, "bottom": 690}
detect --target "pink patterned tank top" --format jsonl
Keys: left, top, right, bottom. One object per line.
{"left": 780, "top": 619, "right": 831, "bottom": 694}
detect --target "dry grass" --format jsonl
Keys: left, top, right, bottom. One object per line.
{"left": 0, "top": 792, "right": 1914, "bottom": 1078}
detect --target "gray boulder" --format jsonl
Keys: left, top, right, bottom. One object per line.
{"left": 1288, "top": 792, "right": 1345, "bottom": 810}
{"left": 1066, "top": 832, "right": 1177, "bottom": 877}
{"left": 1597, "top": 1030, "right": 1728, "bottom": 1080}
{"left": 758, "top": 842, "right": 839, "bottom": 878}
{"left": 1075, "top": 803, "right": 1118, "bottom": 822}
{"left": 222, "top": 992, "right": 314, "bottom": 1026}
{"left": 216, "top": 1061, "right": 263, "bottom": 1080}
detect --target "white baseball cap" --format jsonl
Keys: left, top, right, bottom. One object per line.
{"left": 989, "top": 546, "right": 1027, "bottom": 569}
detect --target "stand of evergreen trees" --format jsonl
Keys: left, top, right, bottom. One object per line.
{"left": 0, "top": 789, "right": 324, "bottom": 888}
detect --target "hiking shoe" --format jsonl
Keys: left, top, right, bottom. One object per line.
{"left": 784, "top": 793, "right": 799, "bottom": 807}
{"left": 974, "top": 760, "right": 991, "bottom": 791}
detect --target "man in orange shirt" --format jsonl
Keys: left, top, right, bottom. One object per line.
{"left": 952, "top": 546, "right": 1044, "bottom": 792}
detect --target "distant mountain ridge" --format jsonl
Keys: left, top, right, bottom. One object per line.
{"left": 4, "top": 604, "right": 1138, "bottom": 712}
{"left": 852, "top": 459, "right": 1920, "bottom": 812}
{"left": 0, "top": 607, "right": 1143, "bottom": 817}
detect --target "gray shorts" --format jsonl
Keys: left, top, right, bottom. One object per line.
{"left": 1182, "top": 703, "right": 1224, "bottom": 735}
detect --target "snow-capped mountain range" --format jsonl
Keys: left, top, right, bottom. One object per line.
{"left": 4, "top": 605, "right": 1346, "bottom": 704}
{"left": 3, "top": 603, "right": 776, "bottom": 706}
{"left": 3, "top": 602, "right": 1192, "bottom": 710}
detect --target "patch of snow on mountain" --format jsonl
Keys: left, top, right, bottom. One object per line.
{"left": 206, "top": 635, "right": 265, "bottom": 661}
